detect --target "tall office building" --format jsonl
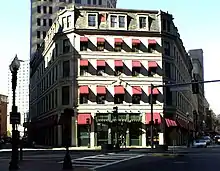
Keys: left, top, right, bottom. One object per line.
{"left": 189, "top": 49, "right": 205, "bottom": 133}
{"left": 7, "top": 60, "right": 30, "bottom": 136}
{"left": 30, "top": 0, "right": 117, "bottom": 61}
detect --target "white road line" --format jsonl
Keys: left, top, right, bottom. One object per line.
{"left": 58, "top": 154, "right": 104, "bottom": 164}
{"left": 93, "top": 154, "right": 145, "bottom": 170}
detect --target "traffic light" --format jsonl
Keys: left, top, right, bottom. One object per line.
{"left": 192, "top": 80, "right": 199, "bottom": 94}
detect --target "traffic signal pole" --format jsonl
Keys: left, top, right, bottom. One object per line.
{"left": 150, "top": 79, "right": 220, "bottom": 150}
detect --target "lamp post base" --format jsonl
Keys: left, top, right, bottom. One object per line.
{"left": 9, "top": 160, "right": 19, "bottom": 170}
{"left": 62, "top": 150, "right": 72, "bottom": 170}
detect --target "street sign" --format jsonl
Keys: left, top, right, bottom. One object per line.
{"left": 10, "top": 112, "right": 21, "bottom": 124}
{"left": 169, "top": 85, "right": 190, "bottom": 92}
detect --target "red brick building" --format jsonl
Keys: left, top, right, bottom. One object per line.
{"left": 0, "top": 95, "right": 8, "bottom": 137}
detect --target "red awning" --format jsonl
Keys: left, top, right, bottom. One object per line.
{"left": 132, "top": 60, "right": 141, "bottom": 67}
{"left": 97, "top": 86, "right": 106, "bottom": 94}
{"left": 114, "top": 85, "right": 125, "bottom": 94}
{"left": 114, "top": 60, "right": 123, "bottom": 67}
{"left": 132, "top": 86, "right": 142, "bottom": 95}
{"left": 80, "top": 59, "right": 89, "bottom": 66}
{"left": 148, "top": 39, "right": 157, "bottom": 45}
{"left": 132, "top": 39, "right": 141, "bottom": 44}
{"left": 165, "top": 118, "right": 177, "bottom": 127}
{"left": 79, "top": 86, "right": 89, "bottom": 94}
{"left": 148, "top": 87, "right": 159, "bottom": 95}
{"left": 145, "top": 113, "right": 161, "bottom": 124}
{"left": 114, "top": 38, "right": 123, "bottom": 43}
{"left": 77, "top": 113, "right": 92, "bottom": 125}
{"left": 80, "top": 37, "right": 88, "bottom": 42}
{"left": 97, "top": 37, "right": 105, "bottom": 43}
{"left": 148, "top": 61, "right": 158, "bottom": 68}
{"left": 97, "top": 60, "right": 106, "bottom": 67}
{"left": 177, "top": 118, "right": 187, "bottom": 129}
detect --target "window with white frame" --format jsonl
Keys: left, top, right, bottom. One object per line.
{"left": 110, "top": 15, "right": 126, "bottom": 29}
{"left": 110, "top": 15, "right": 117, "bottom": 28}
{"left": 138, "top": 16, "right": 147, "bottom": 29}
{"left": 88, "top": 13, "right": 97, "bottom": 27}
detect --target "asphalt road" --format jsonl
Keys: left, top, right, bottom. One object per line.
{"left": 1, "top": 146, "right": 220, "bottom": 170}
{"left": 98, "top": 146, "right": 220, "bottom": 171}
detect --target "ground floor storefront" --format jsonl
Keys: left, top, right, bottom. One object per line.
{"left": 29, "top": 112, "right": 195, "bottom": 147}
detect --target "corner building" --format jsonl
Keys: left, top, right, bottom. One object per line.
{"left": 29, "top": 6, "right": 195, "bottom": 147}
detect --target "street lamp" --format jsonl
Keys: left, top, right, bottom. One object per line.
{"left": 9, "top": 55, "right": 21, "bottom": 170}
{"left": 150, "top": 84, "right": 154, "bottom": 150}
{"left": 113, "top": 106, "right": 120, "bottom": 149}
{"left": 186, "top": 112, "right": 190, "bottom": 148}
{"left": 58, "top": 108, "right": 73, "bottom": 170}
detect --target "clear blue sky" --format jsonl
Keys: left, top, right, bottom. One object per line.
{"left": 0, "top": 0, "right": 220, "bottom": 113}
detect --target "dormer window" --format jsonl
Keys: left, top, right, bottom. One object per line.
{"left": 110, "top": 15, "right": 117, "bottom": 28}
{"left": 109, "top": 14, "right": 127, "bottom": 29}
{"left": 138, "top": 16, "right": 148, "bottom": 29}
{"left": 88, "top": 13, "right": 97, "bottom": 27}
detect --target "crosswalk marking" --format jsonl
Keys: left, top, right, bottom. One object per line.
{"left": 58, "top": 152, "right": 145, "bottom": 169}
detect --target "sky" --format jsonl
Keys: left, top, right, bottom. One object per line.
{"left": 0, "top": 0, "right": 220, "bottom": 113}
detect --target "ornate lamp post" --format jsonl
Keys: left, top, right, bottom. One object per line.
{"left": 9, "top": 55, "right": 21, "bottom": 170}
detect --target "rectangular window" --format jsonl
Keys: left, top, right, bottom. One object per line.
{"left": 115, "top": 67, "right": 123, "bottom": 76}
{"left": 37, "top": 31, "right": 41, "bottom": 38}
{"left": 98, "top": 0, "right": 102, "bottom": 5}
{"left": 162, "top": 19, "right": 166, "bottom": 31}
{"left": 96, "top": 95, "right": 105, "bottom": 104}
{"left": 43, "top": 19, "right": 47, "bottom": 26}
{"left": 43, "top": 6, "right": 47, "bottom": 13}
{"left": 88, "top": 14, "right": 96, "bottom": 27}
{"left": 164, "top": 41, "right": 170, "bottom": 56}
{"left": 75, "top": 0, "right": 81, "bottom": 3}
{"left": 114, "top": 95, "right": 124, "bottom": 104}
{"left": 63, "top": 61, "right": 70, "bottom": 77}
{"left": 119, "top": 16, "right": 125, "bottom": 28}
{"left": 132, "top": 44, "right": 139, "bottom": 52}
{"left": 167, "top": 21, "right": 170, "bottom": 32}
{"left": 80, "top": 42, "right": 88, "bottom": 51}
{"left": 132, "top": 67, "right": 140, "bottom": 76}
{"left": 97, "top": 42, "right": 104, "bottom": 51}
{"left": 97, "top": 66, "right": 105, "bottom": 76}
{"left": 62, "top": 86, "right": 69, "bottom": 105}
{"left": 49, "top": 6, "right": 52, "bottom": 14}
{"left": 43, "top": 31, "right": 46, "bottom": 38}
{"left": 114, "top": 43, "right": 122, "bottom": 52}
{"left": 55, "top": 44, "right": 59, "bottom": 56}
{"left": 110, "top": 15, "right": 117, "bottom": 28}
{"left": 37, "top": 18, "right": 41, "bottom": 26}
{"left": 165, "top": 62, "right": 171, "bottom": 78}
{"left": 93, "top": 0, "right": 96, "bottom": 4}
{"left": 80, "top": 95, "right": 88, "bottom": 104}
{"left": 63, "top": 39, "right": 70, "bottom": 53}
{"left": 80, "top": 67, "right": 88, "bottom": 76}
{"left": 37, "top": 6, "right": 41, "bottom": 13}
{"left": 87, "top": 0, "right": 91, "bottom": 4}
{"left": 49, "top": 19, "right": 53, "bottom": 26}
{"left": 139, "top": 17, "right": 146, "bottom": 29}
{"left": 132, "top": 95, "right": 141, "bottom": 104}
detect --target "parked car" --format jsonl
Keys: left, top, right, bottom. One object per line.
{"left": 214, "top": 135, "right": 220, "bottom": 144}
{"left": 202, "top": 136, "right": 212, "bottom": 145}
{"left": 193, "top": 139, "right": 207, "bottom": 148}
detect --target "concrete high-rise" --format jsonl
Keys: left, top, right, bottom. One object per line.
{"left": 189, "top": 49, "right": 205, "bottom": 132}
{"left": 30, "top": 0, "right": 118, "bottom": 61}
{"left": 7, "top": 60, "right": 30, "bottom": 136}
